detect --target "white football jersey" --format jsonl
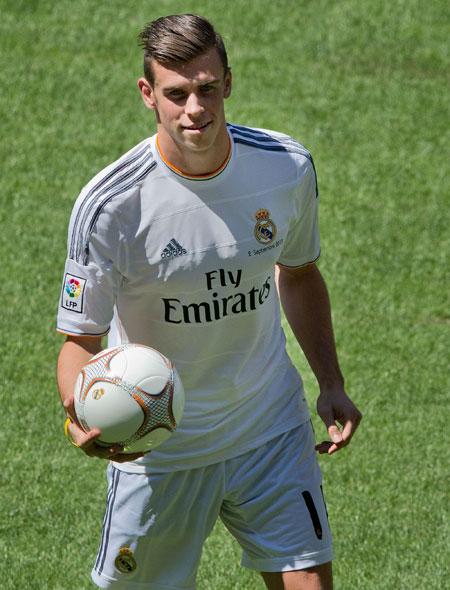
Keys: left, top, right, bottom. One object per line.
{"left": 57, "top": 124, "right": 320, "bottom": 472}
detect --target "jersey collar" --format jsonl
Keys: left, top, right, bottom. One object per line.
{"left": 155, "top": 134, "right": 232, "bottom": 182}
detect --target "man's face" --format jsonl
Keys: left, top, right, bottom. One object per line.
{"left": 139, "top": 48, "right": 232, "bottom": 156}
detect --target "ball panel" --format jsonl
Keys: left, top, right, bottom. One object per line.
{"left": 172, "top": 369, "right": 185, "bottom": 423}
{"left": 120, "top": 345, "right": 169, "bottom": 385}
{"left": 122, "top": 426, "right": 173, "bottom": 454}
{"left": 73, "top": 343, "right": 185, "bottom": 451}
{"left": 83, "top": 381, "right": 144, "bottom": 443}
{"left": 137, "top": 375, "right": 169, "bottom": 395}
{"left": 108, "top": 349, "right": 128, "bottom": 378}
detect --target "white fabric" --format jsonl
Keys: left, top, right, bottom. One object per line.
{"left": 57, "top": 125, "right": 320, "bottom": 472}
{"left": 91, "top": 423, "right": 332, "bottom": 589}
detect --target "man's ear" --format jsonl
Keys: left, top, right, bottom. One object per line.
{"left": 223, "top": 69, "right": 232, "bottom": 99}
{"left": 137, "top": 77, "right": 156, "bottom": 110}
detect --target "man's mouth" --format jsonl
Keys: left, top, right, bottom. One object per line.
{"left": 182, "top": 121, "right": 211, "bottom": 131}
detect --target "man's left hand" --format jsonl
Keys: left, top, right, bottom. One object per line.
{"left": 315, "top": 388, "right": 362, "bottom": 454}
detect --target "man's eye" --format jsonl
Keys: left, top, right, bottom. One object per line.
{"left": 168, "top": 90, "right": 185, "bottom": 99}
{"left": 201, "top": 85, "right": 215, "bottom": 93}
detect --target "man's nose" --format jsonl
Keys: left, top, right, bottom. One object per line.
{"left": 185, "top": 92, "right": 205, "bottom": 117}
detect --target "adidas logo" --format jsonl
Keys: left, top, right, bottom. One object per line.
{"left": 161, "top": 239, "right": 188, "bottom": 259}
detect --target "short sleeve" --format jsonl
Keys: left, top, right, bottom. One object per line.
{"left": 56, "top": 209, "right": 122, "bottom": 337}
{"left": 277, "top": 157, "right": 320, "bottom": 267}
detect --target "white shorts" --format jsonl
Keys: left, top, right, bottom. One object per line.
{"left": 91, "top": 422, "right": 333, "bottom": 590}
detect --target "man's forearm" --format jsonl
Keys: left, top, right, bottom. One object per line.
{"left": 57, "top": 336, "right": 103, "bottom": 406}
{"left": 277, "top": 264, "right": 343, "bottom": 392}
{"left": 56, "top": 336, "right": 138, "bottom": 460}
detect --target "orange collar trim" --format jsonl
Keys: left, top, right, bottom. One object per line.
{"left": 156, "top": 135, "right": 232, "bottom": 181}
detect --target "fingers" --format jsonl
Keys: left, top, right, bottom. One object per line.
{"left": 315, "top": 441, "right": 333, "bottom": 454}
{"left": 319, "top": 414, "right": 347, "bottom": 454}
{"left": 67, "top": 418, "right": 100, "bottom": 450}
{"left": 324, "top": 417, "right": 360, "bottom": 454}
{"left": 316, "top": 390, "right": 362, "bottom": 455}
{"left": 340, "top": 416, "right": 358, "bottom": 446}
{"left": 83, "top": 443, "right": 143, "bottom": 462}
{"left": 328, "top": 423, "right": 344, "bottom": 445}
{"left": 66, "top": 418, "right": 144, "bottom": 462}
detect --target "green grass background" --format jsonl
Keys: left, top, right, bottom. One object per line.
{"left": 1, "top": 0, "right": 448, "bottom": 588}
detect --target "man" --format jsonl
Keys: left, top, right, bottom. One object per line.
{"left": 57, "top": 14, "right": 361, "bottom": 590}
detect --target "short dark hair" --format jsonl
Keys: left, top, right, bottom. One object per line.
{"left": 138, "top": 14, "right": 229, "bottom": 84}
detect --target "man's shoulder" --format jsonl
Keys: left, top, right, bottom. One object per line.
{"left": 67, "top": 137, "right": 157, "bottom": 263}
{"left": 228, "top": 123, "right": 313, "bottom": 161}
{"left": 71, "top": 136, "right": 158, "bottom": 224}
{"left": 80, "top": 137, "right": 156, "bottom": 198}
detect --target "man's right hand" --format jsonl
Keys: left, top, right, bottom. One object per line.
{"left": 64, "top": 394, "right": 144, "bottom": 462}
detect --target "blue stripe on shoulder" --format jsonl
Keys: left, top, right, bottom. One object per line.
{"left": 71, "top": 148, "right": 157, "bottom": 263}
{"left": 229, "top": 124, "right": 318, "bottom": 197}
{"left": 228, "top": 124, "right": 311, "bottom": 158}
{"left": 77, "top": 158, "right": 157, "bottom": 265}
{"left": 232, "top": 135, "right": 311, "bottom": 159}
{"left": 69, "top": 144, "right": 149, "bottom": 259}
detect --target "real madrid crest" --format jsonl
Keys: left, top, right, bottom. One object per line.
{"left": 114, "top": 547, "right": 137, "bottom": 574}
{"left": 254, "top": 209, "right": 277, "bottom": 245}
{"left": 92, "top": 388, "right": 105, "bottom": 400}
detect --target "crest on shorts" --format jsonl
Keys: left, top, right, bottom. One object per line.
{"left": 114, "top": 547, "right": 137, "bottom": 574}
{"left": 254, "top": 209, "right": 277, "bottom": 245}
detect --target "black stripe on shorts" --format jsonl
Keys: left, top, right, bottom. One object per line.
{"left": 95, "top": 467, "right": 121, "bottom": 576}
{"left": 301, "top": 490, "right": 323, "bottom": 540}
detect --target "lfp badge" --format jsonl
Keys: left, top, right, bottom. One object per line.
{"left": 61, "top": 273, "right": 86, "bottom": 313}
{"left": 254, "top": 208, "right": 277, "bottom": 245}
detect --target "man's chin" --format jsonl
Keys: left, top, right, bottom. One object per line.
{"left": 179, "top": 133, "right": 214, "bottom": 151}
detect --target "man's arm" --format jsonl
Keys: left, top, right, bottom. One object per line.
{"left": 57, "top": 335, "right": 142, "bottom": 461}
{"left": 277, "top": 262, "right": 362, "bottom": 454}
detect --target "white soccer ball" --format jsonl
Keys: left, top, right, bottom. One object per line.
{"left": 73, "top": 344, "right": 185, "bottom": 454}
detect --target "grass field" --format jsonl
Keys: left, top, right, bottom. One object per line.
{"left": 1, "top": 1, "right": 449, "bottom": 588}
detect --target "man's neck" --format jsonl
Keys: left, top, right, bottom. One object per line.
{"left": 156, "top": 127, "right": 230, "bottom": 177}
